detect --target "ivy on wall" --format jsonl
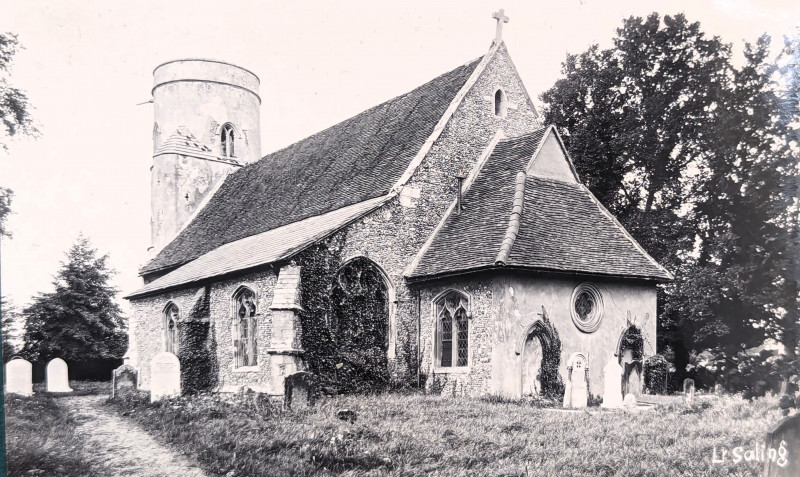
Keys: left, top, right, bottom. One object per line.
{"left": 643, "top": 354, "right": 669, "bottom": 395}
{"left": 177, "top": 287, "right": 218, "bottom": 394}
{"left": 297, "top": 237, "right": 395, "bottom": 394}
{"left": 536, "top": 307, "right": 565, "bottom": 399}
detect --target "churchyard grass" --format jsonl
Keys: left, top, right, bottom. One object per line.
{"left": 4, "top": 389, "right": 110, "bottom": 476}
{"left": 107, "top": 391, "right": 786, "bottom": 476}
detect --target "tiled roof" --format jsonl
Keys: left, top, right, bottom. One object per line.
{"left": 141, "top": 57, "right": 482, "bottom": 275}
{"left": 127, "top": 196, "right": 391, "bottom": 298}
{"left": 408, "top": 131, "right": 672, "bottom": 281}
{"left": 155, "top": 127, "right": 241, "bottom": 165}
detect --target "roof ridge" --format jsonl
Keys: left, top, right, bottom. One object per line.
{"left": 495, "top": 171, "right": 527, "bottom": 266}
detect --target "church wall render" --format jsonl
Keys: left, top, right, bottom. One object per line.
{"left": 490, "top": 274, "right": 657, "bottom": 398}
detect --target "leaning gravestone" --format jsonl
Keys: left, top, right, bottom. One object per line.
{"left": 112, "top": 364, "right": 138, "bottom": 398}
{"left": 5, "top": 358, "right": 33, "bottom": 396}
{"left": 150, "top": 352, "right": 180, "bottom": 402}
{"left": 683, "top": 378, "right": 695, "bottom": 404}
{"left": 601, "top": 357, "right": 623, "bottom": 409}
{"left": 46, "top": 358, "right": 73, "bottom": 392}
{"left": 284, "top": 371, "right": 315, "bottom": 410}
{"left": 762, "top": 413, "right": 800, "bottom": 476}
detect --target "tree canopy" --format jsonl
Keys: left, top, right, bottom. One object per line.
{"left": 20, "top": 236, "right": 127, "bottom": 363}
{"left": 1, "top": 32, "right": 36, "bottom": 238}
{"left": 540, "top": 13, "right": 800, "bottom": 391}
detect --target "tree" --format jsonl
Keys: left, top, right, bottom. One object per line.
{"left": 1, "top": 296, "right": 19, "bottom": 360}
{"left": 20, "top": 236, "right": 127, "bottom": 363}
{"left": 1, "top": 32, "right": 37, "bottom": 237}
{"left": 540, "top": 13, "right": 799, "bottom": 389}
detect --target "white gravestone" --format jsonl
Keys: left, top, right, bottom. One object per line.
{"left": 601, "top": 357, "right": 623, "bottom": 409}
{"left": 150, "top": 352, "right": 180, "bottom": 402}
{"left": 5, "top": 358, "right": 33, "bottom": 396}
{"left": 46, "top": 358, "right": 73, "bottom": 392}
{"left": 563, "top": 353, "right": 589, "bottom": 409}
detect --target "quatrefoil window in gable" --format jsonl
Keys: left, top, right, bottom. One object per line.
{"left": 570, "top": 283, "right": 603, "bottom": 333}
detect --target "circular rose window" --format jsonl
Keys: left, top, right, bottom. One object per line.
{"left": 570, "top": 283, "right": 603, "bottom": 333}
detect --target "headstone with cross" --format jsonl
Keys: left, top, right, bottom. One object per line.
{"left": 492, "top": 9, "right": 509, "bottom": 43}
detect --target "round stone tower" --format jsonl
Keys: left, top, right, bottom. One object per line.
{"left": 149, "top": 59, "right": 261, "bottom": 255}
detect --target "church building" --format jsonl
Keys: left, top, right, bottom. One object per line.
{"left": 126, "top": 12, "right": 672, "bottom": 400}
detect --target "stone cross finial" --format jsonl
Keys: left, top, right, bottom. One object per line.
{"left": 492, "top": 9, "right": 509, "bottom": 43}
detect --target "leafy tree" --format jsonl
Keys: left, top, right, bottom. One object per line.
{"left": 540, "top": 13, "right": 799, "bottom": 388}
{"left": 20, "top": 236, "right": 127, "bottom": 363}
{"left": 1, "top": 296, "right": 19, "bottom": 360}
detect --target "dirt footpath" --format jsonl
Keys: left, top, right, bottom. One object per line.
{"left": 61, "top": 395, "right": 207, "bottom": 477}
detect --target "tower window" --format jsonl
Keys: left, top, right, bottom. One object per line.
{"left": 220, "top": 123, "right": 235, "bottom": 157}
{"left": 494, "top": 89, "right": 507, "bottom": 117}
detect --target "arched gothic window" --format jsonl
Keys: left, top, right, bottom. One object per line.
{"left": 494, "top": 89, "right": 507, "bottom": 117}
{"left": 233, "top": 286, "right": 257, "bottom": 367}
{"left": 163, "top": 303, "right": 179, "bottom": 355}
{"left": 220, "top": 123, "right": 235, "bottom": 157}
{"left": 435, "top": 291, "right": 469, "bottom": 367}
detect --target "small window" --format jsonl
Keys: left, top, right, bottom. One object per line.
{"left": 163, "top": 303, "right": 179, "bottom": 355}
{"left": 570, "top": 283, "right": 604, "bottom": 333}
{"left": 233, "top": 286, "right": 257, "bottom": 367}
{"left": 494, "top": 89, "right": 507, "bottom": 117}
{"left": 220, "top": 123, "right": 235, "bottom": 157}
{"left": 436, "top": 291, "right": 470, "bottom": 367}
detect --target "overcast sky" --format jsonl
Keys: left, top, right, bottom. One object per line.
{"left": 1, "top": 0, "right": 798, "bottom": 312}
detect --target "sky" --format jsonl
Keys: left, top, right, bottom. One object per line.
{"left": 1, "top": 0, "right": 799, "bottom": 313}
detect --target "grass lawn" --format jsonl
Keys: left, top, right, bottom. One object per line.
{"left": 4, "top": 381, "right": 112, "bottom": 477}
{"left": 107, "top": 391, "right": 787, "bottom": 476}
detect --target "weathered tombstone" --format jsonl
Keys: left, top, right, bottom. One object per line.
{"left": 683, "top": 378, "right": 695, "bottom": 404}
{"left": 563, "top": 353, "right": 588, "bottom": 409}
{"left": 5, "top": 358, "right": 33, "bottom": 396}
{"left": 150, "top": 352, "right": 180, "bottom": 402}
{"left": 714, "top": 383, "right": 724, "bottom": 396}
{"left": 284, "top": 371, "right": 315, "bottom": 410}
{"left": 762, "top": 413, "right": 800, "bottom": 476}
{"left": 111, "top": 364, "right": 138, "bottom": 398}
{"left": 46, "top": 358, "right": 73, "bottom": 392}
{"left": 601, "top": 357, "right": 623, "bottom": 409}
{"left": 623, "top": 393, "right": 638, "bottom": 408}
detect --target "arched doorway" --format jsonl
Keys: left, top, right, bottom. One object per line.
{"left": 617, "top": 325, "right": 644, "bottom": 396}
{"left": 330, "top": 257, "right": 391, "bottom": 393}
{"left": 516, "top": 312, "right": 562, "bottom": 398}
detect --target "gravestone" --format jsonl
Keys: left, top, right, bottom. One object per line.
{"left": 563, "top": 353, "right": 588, "bottom": 409}
{"left": 5, "top": 358, "right": 33, "bottom": 396}
{"left": 150, "top": 352, "right": 180, "bottom": 402}
{"left": 112, "top": 364, "right": 139, "bottom": 398}
{"left": 601, "top": 357, "right": 623, "bottom": 409}
{"left": 284, "top": 371, "right": 315, "bottom": 410}
{"left": 683, "top": 378, "right": 695, "bottom": 404}
{"left": 46, "top": 358, "right": 73, "bottom": 392}
{"left": 762, "top": 413, "right": 800, "bottom": 476}
{"left": 623, "top": 393, "right": 638, "bottom": 408}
